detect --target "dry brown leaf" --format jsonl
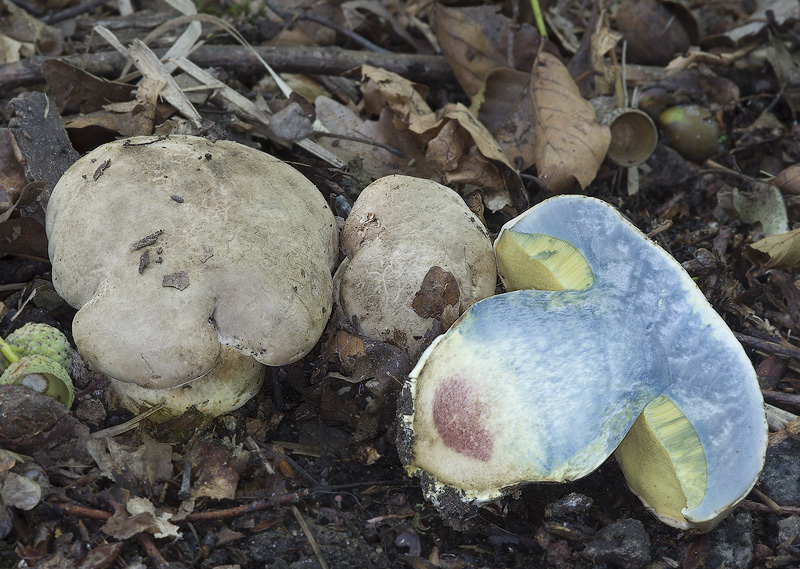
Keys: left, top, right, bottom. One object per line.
{"left": 0, "top": 129, "right": 26, "bottom": 213}
{"left": 0, "top": 0, "right": 63, "bottom": 60}
{"left": 434, "top": 4, "right": 506, "bottom": 99}
{"left": 0, "top": 217, "right": 48, "bottom": 261}
{"left": 42, "top": 60, "right": 135, "bottom": 114}
{"left": 747, "top": 228, "right": 800, "bottom": 269}
{"left": 319, "top": 69, "right": 526, "bottom": 211}
{"left": 314, "top": 96, "right": 437, "bottom": 183}
{"left": 110, "top": 497, "right": 181, "bottom": 539}
{"left": 188, "top": 437, "right": 246, "bottom": 501}
{"left": 718, "top": 180, "right": 788, "bottom": 237}
{"left": 588, "top": 12, "right": 622, "bottom": 97}
{"left": 361, "top": 65, "right": 432, "bottom": 130}
{"left": 773, "top": 163, "right": 800, "bottom": 194}
{"left": 86, "top": 434, "right": 174, "bottom": 486}
{"left": 475, "top": 68, "right": 536, "bottom": 171}
{"left": 531, "top": 52, "right": 610, "bottom": 193}
{"left": 412, "top": 103, "right": 526, "bottom": 211}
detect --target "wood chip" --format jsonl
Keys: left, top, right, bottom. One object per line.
{"left": 129, "top": 229, "right": 163, "bottom": 251}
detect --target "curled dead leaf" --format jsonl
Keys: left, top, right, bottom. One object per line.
{"left": 773, "top": 163, "right": 800, "bottom": 195}
{"left": 747, "top": 228, "right": 800, "bottom": 269}
{"left": 718, "top": 178, "right": 788, "bottom": 237}
{"left": 475, "top": 68, "right": 536, "bottom": 171}
{"left": 531, "top": 52, "right": 611, "bottom": 193}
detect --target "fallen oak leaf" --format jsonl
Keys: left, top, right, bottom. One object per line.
{"left": 475, "top": 67, "right": 536, "bottom": 171}
{"left": 747, "top": 227, "right": 800, "bottom": 269}
{"left": 434, "top": 4, "right": 507, "bottom": 99}
{"left": 412, "top": 103, "right": 526, "bottom": 211}
{"left": 531, "top": 52, "right": 610, "bottom": 193}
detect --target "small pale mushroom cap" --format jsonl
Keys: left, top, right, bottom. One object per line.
{"left": 334, "top": 175, "right": 496, "bottom": 358}
{"left": 398, "top": 195, "right": 767, "bottom": 531}
{"left": 47, "top": 135, "right": 337, "bottom": 416}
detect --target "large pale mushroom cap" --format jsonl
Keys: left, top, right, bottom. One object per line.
{"left": 47, "top": 135, "right": 338, "bottom": 417}
{"left": 334, "top": 175, "right": 497, "bottom": 358}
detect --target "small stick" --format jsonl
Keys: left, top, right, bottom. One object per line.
{"left": 291, "top": 505, "right": 329, "bottom": 569}
{"left": 181, "top": 491, "right": 309, "bottom": 522}
{"left": 735, "top": 332, "right": 800, "bottom": 361}
{"left": 245, "top": 436, "right": 328, "bottom": 568}
{"left": 137, "top": 532, "right": 170, "bottom": 569}
{"left": 738, "top": 500, "right": 800, "bottom": 516}
{"left": 55, "top": 492, "right": 310, "bottom": 524}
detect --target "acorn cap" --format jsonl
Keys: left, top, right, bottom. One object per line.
{"left": 602, "top": 108, "right": 658, "bottom": 167}
{"left": 0, "top": 354, "right": 74, "bottom": 408}
{"left": 6, "top": 323, "right": 73, "bottom": 373}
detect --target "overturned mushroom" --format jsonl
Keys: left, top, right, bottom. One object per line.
{"left": 47, "top": 135, "right": 338, "bottom": 420}
{"left": 398, "top": 195, "right": 767, "bottom": 532}
{"left": 334, "top": 175, "right": 497, "bottom": 359}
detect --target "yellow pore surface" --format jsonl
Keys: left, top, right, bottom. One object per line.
{"left": 495, "top": 230, "right": 594, "bottom": 292}
{"left": 614, "top": 395, "right": 708, "bottom": 526}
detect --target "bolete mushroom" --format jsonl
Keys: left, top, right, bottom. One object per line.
{"left": 46, "top": 135, "right": 338, "bottom": 420}
{"left": 334, "top": 175, "right": 496, "bottom": 359}
{"left": 398, "top": 195, "right": 767, "bottom": 532}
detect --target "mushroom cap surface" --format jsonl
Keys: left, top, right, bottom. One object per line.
{"left": 47, "top": 135, "right": 337, "bottom": 392}
{"left": 398, "top": 195, "right": 767, "bottom": 530}
{"left": 335, "top": 175, "right": 496, "bottom": 358}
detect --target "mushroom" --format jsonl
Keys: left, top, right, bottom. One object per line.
{"left": 46, "top": 135, "right": 338, "bottom": 421}
{"left": 334, "top": 175, "right": 497, "bottom": 359}
{"left": 397, "top": 195, "right": 767, "bottom": 532}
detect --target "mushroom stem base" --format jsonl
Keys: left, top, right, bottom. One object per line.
{"left": 107, "top": 347, "right": 266, "bottom": 423}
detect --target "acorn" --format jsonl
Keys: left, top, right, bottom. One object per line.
{"left": 658, "top": 105, "right": 724, "bottom": 162}
{"left": 5, "top": 323, "right": 73, "bottom": 373}
{"left": 0, "top": 354, "right": 74, "bottom": 407}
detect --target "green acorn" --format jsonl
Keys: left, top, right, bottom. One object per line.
{"left": 0, "top": 354, "right": 74, "bottom": 407}
{"left": 5, "top": 323, "right": 73, "bottom": 373}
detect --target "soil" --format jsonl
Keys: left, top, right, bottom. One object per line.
{"left": 1, "top": 1, "right": 800, "bottom": 568}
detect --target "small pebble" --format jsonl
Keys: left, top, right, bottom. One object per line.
{"left": 583, "top": 518, "right": 651, "bottom": 569}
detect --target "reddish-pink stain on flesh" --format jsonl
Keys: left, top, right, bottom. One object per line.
{"left": 432, "top": 375, "right": 494, "bottom": 462}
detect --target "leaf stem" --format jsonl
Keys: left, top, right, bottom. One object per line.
{"left": 529, "top": 0, "right": 548, "bottom": 39}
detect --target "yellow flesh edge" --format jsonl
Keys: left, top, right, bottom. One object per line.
{"left": 495, "top": 230, "right": 594, "bottom": 292}
{"left": 614, "top": 395, "right": 707, "bottom": 525}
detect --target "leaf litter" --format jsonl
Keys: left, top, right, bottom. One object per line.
{"left": 1, "top": 0, "right": 800, "bottom": 568}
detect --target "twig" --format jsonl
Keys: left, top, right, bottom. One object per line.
{"left": 297, "top": 13, "right": 392, "bottom": 54}
{"left": 0, "top": 45, "right": 455, "bottom": 93}
{"left": 763, "top": 390, "right": 800, "bottom": 409}
{"left": 181, "top": 491, "right": 310, "bottom": 522}
{"left": 54, "top": 492, "right": 311, "bottom": 523}
{"left": 43, "top": 0, "right": 108, "bottom": 25}
{"left": 263, "top": 0, "right": 393, "bottom": 54}
{"left": 53, "top": 502, "right": 112, "bottom": 521}
{"left": 313, "top": 132, "right": 405, "bottom": 157}
{"left": 137, "top": 532, "right": 170, "bottom": 569}
{"left": 735, "top": 332, "right": 800, "bottom": 361}
{"left": 88, "top": 403, "right": 166, "bottom": 438}
{"left": 7, "top": 0, "right": 42, "bottom": 16}
{"left": 292, "top": 505, "right": 329, "bottom": 569}
{"left": 738, "top": 500, "right": 800, "bottom": 516}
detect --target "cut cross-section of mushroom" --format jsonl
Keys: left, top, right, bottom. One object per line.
{"left": 397, "top": 195, "right": 767, "bottom": 532}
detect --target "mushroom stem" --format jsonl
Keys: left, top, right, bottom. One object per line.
{"left": 0, "top": 335, "right": 20, "bottom": 364}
